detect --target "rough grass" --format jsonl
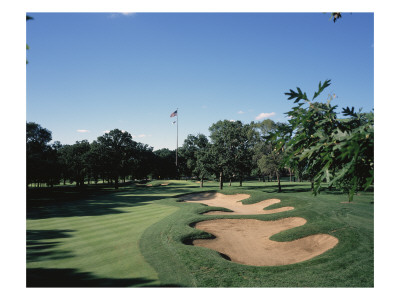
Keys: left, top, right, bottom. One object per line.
{"left": 27, "top": 179, "right": 373, "bottom": 287}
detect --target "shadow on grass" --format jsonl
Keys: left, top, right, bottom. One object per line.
{"left": 27, "top": 183, "right": 197, "bottom": 220}
{"left": 27, "top": 230, "right": 75, "bottom": 263}
{"left": 26, "top": 268, "right": 182, "bottom": 287}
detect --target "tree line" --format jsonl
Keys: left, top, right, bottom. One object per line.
{"left": 27, "top": 80, "right": 373, "bottom": 201}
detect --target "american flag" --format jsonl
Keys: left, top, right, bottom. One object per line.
{"left": 170, "top": 110, "right": 177, "bottom": 117}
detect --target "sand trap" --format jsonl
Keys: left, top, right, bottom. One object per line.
{"left": 193, "top": 218, "right": 338, "bottom": 266}
{"left": 180, "top": 192, "right": 293, "bottom": 215}
{"left": 160, "top": 183, "right": 169, "bottom": 186}
{"left": 180, "top": 192, "right": 339, "bottom": 266}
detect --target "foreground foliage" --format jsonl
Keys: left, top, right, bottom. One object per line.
{"left": 281, "top": 80, "right": 374, "bottom": 201}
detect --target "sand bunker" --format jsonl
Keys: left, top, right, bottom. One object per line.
{"left": 180, "top": 192, "right": 339, "bottom": 266}
{"left": 193, "top": 218, "right": 338, "bottom": 266}
{"left": 180, "top": 192, "right": 294, "bottom": 215}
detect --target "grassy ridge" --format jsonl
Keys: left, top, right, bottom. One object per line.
{"left": 140, "top": 181, "right": 374, "bottom": 287}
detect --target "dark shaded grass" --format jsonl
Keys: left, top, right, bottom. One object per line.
{"left": 26, "top": 268, "right": 154, "bottom": 287}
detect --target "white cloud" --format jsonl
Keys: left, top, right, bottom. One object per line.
{"left": 138, "top": 134, "right": 146, "bottom": 138}
{"left": 103, "top": 130, "right": 110, "bottom": 134}
{"left": 108, "top": 13, "right": 136, "bottom": 18}
{"left": 77, "top": 129, "right": 89, "bottom": 133}
{"left": 255, "top": 112, "right": 276, "bottom": 120}
{"left": 238, "top": 110, "right": 245, "bottom": 114}
{"left": 229, "top": 120, "right": 236, "bottom": 122}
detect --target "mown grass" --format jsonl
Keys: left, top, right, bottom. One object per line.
{"left": 140, "top": 181, "right": 374, "bottom": 287}
{"left": 27, "top": 179, "right": 373, "bottom": 287}
{"left": 26, "top": 180, "right": 198, "bottom": 287}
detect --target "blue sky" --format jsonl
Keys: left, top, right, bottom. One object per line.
{"left": 26, "top": 12, "right": 374, "bottom": 150}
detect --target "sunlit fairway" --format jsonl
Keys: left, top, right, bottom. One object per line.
{"left": 26, "top": 180, "right": 198, "bottom": 287}
{"left": 27, "top": 179, "right": 373, "bottom": 287}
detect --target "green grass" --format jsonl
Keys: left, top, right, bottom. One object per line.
{"left": 27, "top": 179, "right": 373, "bottom": 287}
{"left": 26, "top": 180, "right": 197, "bottom": 287}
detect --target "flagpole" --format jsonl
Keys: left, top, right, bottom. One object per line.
{"left": 176, "top": 108, "right": 178, "bottom": 167}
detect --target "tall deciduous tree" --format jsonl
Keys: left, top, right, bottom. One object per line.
{"left": 96, "top": 129, "right": 137, "bottom": 189}
{"left": 59, "top": 141, "right": 91, "bottom": 187}
{"left": 209, "top": 120, "right": 255, "bottom": 189}
{"left": 181, "top": 134, "right": 211, "bottom": 187}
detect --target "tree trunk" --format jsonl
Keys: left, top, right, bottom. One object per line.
{"left": 114, "top": 175, "right": 119, "bottom": 189}
{"left": 200, "top": 177, "right": 204, "bottom": 188}
{"left": 229, "top": 178, "right": 232, "bottom": 187}
{"left": 276, "top": 170, "right": 281, "bottom": 193}
{"left": 239, "top": 176, "right": 243, "bottom": 187}
{"left": 219, "top": 171, "right": 223, "bottom": 190}
{"left": 311, "top": 180, "right": 314, "bottom": 191}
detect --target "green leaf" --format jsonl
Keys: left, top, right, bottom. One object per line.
{"left": 312, "top": 79, "right": 331, "bottom": 100}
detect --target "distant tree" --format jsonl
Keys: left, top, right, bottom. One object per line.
{"left": 180, "top": 134, "right": 199, "bottom": 178}
{"left": 96, "top": 129, "right": 137, "bottom": 189}
{"left": 254, "top": 122, "right": 291, "bottom": 192}
{"left": 153, "top": 148, "right": 177, "bottom": 180}
{"left": 250, "top": 119, "right": 278, "bottom": 182}
{"left": 59, "top": 140, "right": 91, "bottom": 187}
{"left": 130, "top": 143, "right": 154, "bottom": 181}
{"left": 209, "top": 120, "right": 255, "bottom": 189}
{"left": 181, "top": 133, "right": 211, "bottom": 187}
{"left": 195, "top": 143, "right": 213, "bottom": 188}
{"left": 86, "top": 141, "right": 106, "bottom": 184}
{"left": 26, "top": 122, "right": 53, "bottom": 187}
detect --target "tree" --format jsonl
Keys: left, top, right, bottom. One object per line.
{"left": 130, "top": 143, "right": 154, "bottom": 181}
{"left": 181, "top": 134, "right": 212, "bottom": 187}
{"left": 282, "top": 80, "right": 374, "bottom": 201}
{"left": 180, "top": 134, "right": 199, "bottom": 179}
{"left": 251, "top": 119, "right": 278, "bottom": 182}
{"left": 255, "top": 122, "right": 290, "bottom": 192}
{"left": 209, "top": 120, "right": 255, "bottom": 189}
{"left": 96, "top": 129, "right": 137, "bottom": 189}
{"left": 59, "top": 140, "right": 91, "bottom": 187}
{"left": 26, "top": 122, "right": 53, "bottom": 187}
{"left": 152, "top": 148, "right": 177, "bottom": 180}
